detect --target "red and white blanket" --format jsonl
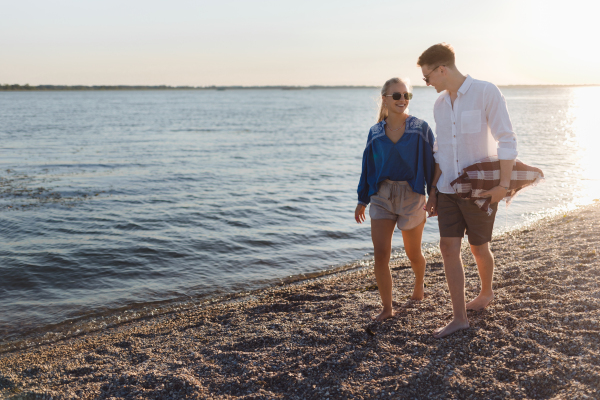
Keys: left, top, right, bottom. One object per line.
{"left": 450, "top": 157, "right": 545, "bottom": 215}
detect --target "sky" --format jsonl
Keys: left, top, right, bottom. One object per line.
{"left": 1, "top": 0, "right": 597, "bottom": 86}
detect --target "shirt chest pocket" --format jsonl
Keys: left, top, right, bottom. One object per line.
{"left": 461, "top": 110, "right": 482, "bottom": 134}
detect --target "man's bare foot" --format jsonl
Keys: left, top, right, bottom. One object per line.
{"left": 371, "top": 308, "right": 395, "bottom": 321}
{"left": 466, "top": 293, "right": 494, "bottom": 310}
{"left": 411, "top": 282, "right": 425, "bottom": 301}
{"left": 433, "top": 319, "right": 470, "bottom": 338}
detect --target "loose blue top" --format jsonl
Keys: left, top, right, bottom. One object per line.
{"left": 357, "top": 116, "right": 436, "bottom": 205}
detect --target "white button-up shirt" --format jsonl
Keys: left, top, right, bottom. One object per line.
{"left": 433, "top": 75, "right": 518, "bottom": 194}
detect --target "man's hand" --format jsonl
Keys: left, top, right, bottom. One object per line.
{"left": 481, "top": 160, "right": 514, "bottom": 204}
{"left": 355, "top": 204, "right": 366, "bottom": 223}
{"left": 479, "top": 186, "right": 507, "bottom": 204}
{"left": 425, "top": 192, "right": 438, "bottom": 217}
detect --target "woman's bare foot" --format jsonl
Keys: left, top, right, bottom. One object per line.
{"left": 411, "top": 282, "right": 425, "bottom": 301}
{"left": 371, "top": 308, "right": 395, "bottom": 321}
{"left": 466, "top": 293, "right": 494, "bottom": 310}
{"left": 433, "top": 319, "right": 470, "bottom": 338}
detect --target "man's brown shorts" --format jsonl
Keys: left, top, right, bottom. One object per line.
{"left": 437, "top": 193, "right": 498, "bottom": 246}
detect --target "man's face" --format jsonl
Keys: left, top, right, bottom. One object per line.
{"left": 421, "top": 64, "right": 444, "bottom": 93}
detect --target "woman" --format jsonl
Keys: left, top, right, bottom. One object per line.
{"left": 355, "top": 77, "right": 435, "bottom": 321}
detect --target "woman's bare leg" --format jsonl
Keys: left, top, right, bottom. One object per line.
{"left": 371, "top": 218, "right": 397, "bottom": 321}
{"left": 401, "top": 218, "right": 426, "bottom": 300}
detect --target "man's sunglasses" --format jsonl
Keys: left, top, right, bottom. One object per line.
{"left": 384, "top": 92, "right": 413, "bottom": 101}
{"left": 422, "top": 65, "right": 444, "bottom": 84}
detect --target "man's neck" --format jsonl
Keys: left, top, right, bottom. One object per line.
{"left": 445, "top": 70, "right": 467, "bottom": 100}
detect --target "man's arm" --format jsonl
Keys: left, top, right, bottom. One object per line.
{"left": 480, "top": 84, "right": 517, "bottom": 204}
{"left": 485, "top": 83, "right": 518, "bottom": 161}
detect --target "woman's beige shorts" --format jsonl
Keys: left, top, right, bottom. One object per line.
{"left": 369, "top": 180, "right": 426, "bottom": 231}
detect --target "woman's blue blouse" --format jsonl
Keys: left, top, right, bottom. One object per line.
{"left": 357, "top": 116, "right": 435, "bottom": 205}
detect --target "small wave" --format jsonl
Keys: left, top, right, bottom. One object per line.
{"left": 113, "top": 222, "right": 148, "bottom": 231}
{"left": 315, "top": 229, "right": 355, "bottom": 240}
{"left": 170, "top": 128, "right": 218, "bottom": 132}
{"left": 225, "top": 219, "right": 251, "bottom": 228}
{"left": 277, "top": 205, "right": 303, "bottom": 212}
{"left": 238, "top": 238, "right": 277, "bottom": 248}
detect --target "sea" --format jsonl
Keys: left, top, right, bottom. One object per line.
{"left": 1, "top": 86, "right": 598, "bottom": 351}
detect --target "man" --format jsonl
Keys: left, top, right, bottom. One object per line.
{"left": 417, "top": 43, "right": 517, "bottom": 338}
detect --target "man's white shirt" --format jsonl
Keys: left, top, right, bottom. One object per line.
{"left": 433, "top": 75, "right": 518, "bottom": 194}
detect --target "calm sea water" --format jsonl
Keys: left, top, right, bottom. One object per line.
{"left": 1, "top": 86, "right": 598, "bottom": 349}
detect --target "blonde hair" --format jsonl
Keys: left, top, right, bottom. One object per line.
{"left": 377, "top": 77, "right": 411, "bottom": 123}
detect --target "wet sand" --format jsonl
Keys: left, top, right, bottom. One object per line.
{"left": 1, "top": 202, "right": 599, "bottom": 399}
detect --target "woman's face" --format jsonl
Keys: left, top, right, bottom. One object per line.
{"left": 382, "top": 82, "right": 410, "bottom": 116}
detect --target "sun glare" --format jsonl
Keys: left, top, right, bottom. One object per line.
{"left": 566, "top": 86, "right": 600, "bottom": 204}
{"left": 520, "top": 1, "right": 599, "bottom": 84}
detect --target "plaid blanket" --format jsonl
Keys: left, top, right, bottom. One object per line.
{"left": 450, "top": 157, "right": 545, "bottom": 215}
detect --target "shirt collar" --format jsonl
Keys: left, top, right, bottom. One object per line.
{"left": 457, "top": 74, "right": 473, "bottom": 95}
{"left": 442, "top": 75, "right": 473, "bottom": 105}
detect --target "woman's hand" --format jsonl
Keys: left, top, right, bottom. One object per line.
{"left": 355, "top": 204, "right": 366, "bottom": 223}
{"left": 425, "top": 191, "right": 438, "bottom": 217}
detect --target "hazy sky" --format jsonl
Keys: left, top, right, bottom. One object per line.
{"left": 1, "top": 0, "right": 596, "bottom": 86}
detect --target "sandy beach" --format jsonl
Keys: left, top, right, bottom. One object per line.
{"left": 1, "top": 202, "right": 599, "bottom": 399}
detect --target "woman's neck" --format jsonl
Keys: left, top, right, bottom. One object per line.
{"left": 386, "top": 113, "right": 408, "bottom": 126}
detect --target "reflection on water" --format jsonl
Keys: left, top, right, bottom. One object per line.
{"left": 493, "top": 86, "right": 600, "bottom": 234}
{"left": 569, "top": 87, "right": 600, "bottom": 204}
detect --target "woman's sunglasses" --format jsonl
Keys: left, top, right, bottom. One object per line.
{"left": 384, "top": 92, "right": 413, "bottom": 100}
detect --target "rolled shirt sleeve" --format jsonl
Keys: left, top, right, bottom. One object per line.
{"left": 484, "top": 84, "right": 518, "bottom": 160}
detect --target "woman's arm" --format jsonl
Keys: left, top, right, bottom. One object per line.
{"left": 423, "top": 123, "right": 436, "bottom": 195}
{"left": 356, "top": 133, "right": 373, "bottom": 223}
{"left": 357, "top": 129, "right": 374, "bottom": 205}
{"left": 356, "top": 150, "right": 370, "bottom": 224}
{"left": 426, "top": 163, "right": 442, "bottom": 217}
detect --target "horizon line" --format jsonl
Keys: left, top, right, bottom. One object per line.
{"left": 2, "top": 83, "right": 600, "bottom": 91}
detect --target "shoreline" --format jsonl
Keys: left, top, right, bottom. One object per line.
{"left": 1, "top": 202, "right": 599, "bottom": 399}
{"left": 0, "top": 256, "right": 378, "bottom": 355}
{"left": 0, "top": 240, "right": 440, "bottom": 355}
{"left": 0, "top": 200, "right": 563, "bottom": 354}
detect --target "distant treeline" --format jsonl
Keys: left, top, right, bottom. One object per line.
{"left": 1, "top": 84, "right": 379, "bottom": 91}
{"left": 1, "top": 84, "right": 199, "bottom": 91}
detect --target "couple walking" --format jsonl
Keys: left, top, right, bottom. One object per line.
{"left": 355, "top": 43, "right": 518, "bottom": 338}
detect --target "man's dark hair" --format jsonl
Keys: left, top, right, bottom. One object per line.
{"left": 417, "top": 43, "right": 456, "bottom": 68}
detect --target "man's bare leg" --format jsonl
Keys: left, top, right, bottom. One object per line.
{"left": 466, "top": 242, "right": 495, "bottom": 310}
{"left": 401, "top": 219, "right": 426, "bottom": 300}
{"left": 433, "top": 237, "right": 470, "bottom": 338}
{"left": 371, "top": 219, "right": 397, "bottom": 321}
